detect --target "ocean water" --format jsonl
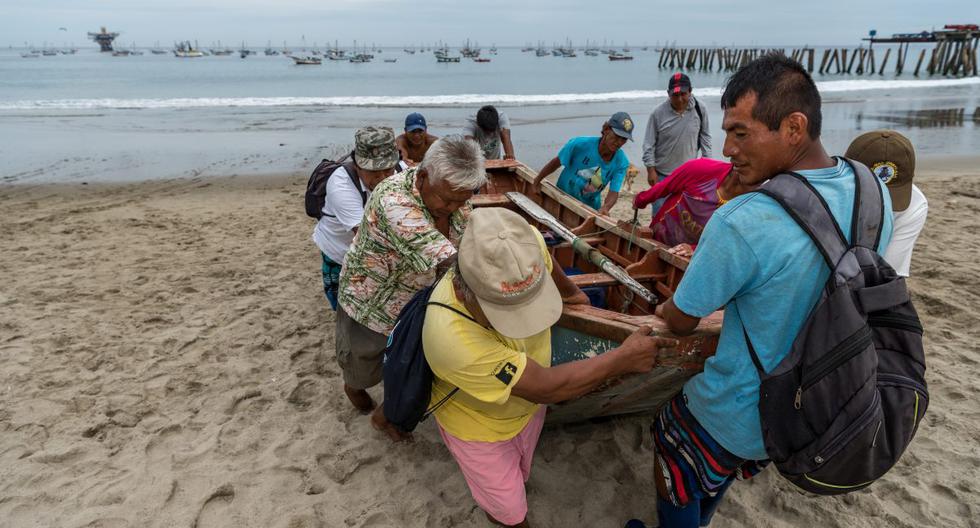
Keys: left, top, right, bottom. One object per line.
{"left": 1, "top": 47, "right": 978, "bottom": 183}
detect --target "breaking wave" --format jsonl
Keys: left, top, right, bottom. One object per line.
{"left": 2, "top": 78, "right": 978, "bottom": 110}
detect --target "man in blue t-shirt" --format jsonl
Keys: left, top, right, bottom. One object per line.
{"left": 530, "top": 112, "right": 633, "bottom": 215}
{"left": 624, "top": 56, "right": 893, "bottom": 528}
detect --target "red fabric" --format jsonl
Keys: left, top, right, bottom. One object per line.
{"left": 633, "top": 158, "right": 734, "bottom": 246}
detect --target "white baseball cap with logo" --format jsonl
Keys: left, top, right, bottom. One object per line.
{"left": 458, "top": 207, "right": 562, "bottom": 339}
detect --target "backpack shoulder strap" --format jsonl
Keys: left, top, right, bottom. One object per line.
{"left": 427, "top": 301, "right": 478, "bottom": 323}
{"left": 340, "top": 152, "right": 367, "bottom": 207}
{"left": 419, "top": 300, "right": 478, "bottom": 420}
{"left": 754, "top": 172, "right": 849, "bottom": 269}
{"left": 692, "top": 97, "right": 706, "bottom": 149}
{"left": 843, "top": 157, "right": 885, "bottom": 251}
{"left": 693, "top": 97, "right": 705, "bottom": 131}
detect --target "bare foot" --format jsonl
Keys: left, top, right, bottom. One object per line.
{"left": 370, "top": 406, "right": 413, "bottom": 443}
{"left": 343, "top": 384, "right": 377, "bottom": 413}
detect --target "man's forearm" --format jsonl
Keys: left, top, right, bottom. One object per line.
{"left": 598, "top": 192, "right": 619, "bottom": 215}
{"left": 661, "top": 297, "right": 701, "bottom": 336}
{"left": 534, "top": 157, "right": 561, "bottom": 185}
{"left": 524, "top": 351, "right": 624, "bottom": 404}
{"left": 550, "top": 258, "right": 584, "bottom": 300}
{"left": 501, "top": 129, "right": 515, "bottom": 159}
{"left": 646, "top": 166, "right": 658, "bottom": 185}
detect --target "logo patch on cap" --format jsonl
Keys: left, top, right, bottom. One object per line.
{"left": 499, "top": 263, "right": 542, "bottom": 296}
{"left": 871, "top": 161, "right": 898, "bottom": 184}
{"left": 622, "top": 118, "right": 633, "bottom": 132}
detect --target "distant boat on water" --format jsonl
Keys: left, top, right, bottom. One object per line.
{"left": 290, "top": 55, "right": 322, "bottom": 65}
{"left": 210, "top": 42, "right": 233, "bottom": 56}
{"left": 434, "top": 46, "right": 460, "bottom": 62}
{"left": 21, "top": 51, "right": 40, "bottom": 58}
{"left": 473, "top": 57, "right": 491, "bottom": 63}
{"left": 608, "top": 51, "right": 633, "bottom": 61}
{"left": 173, "top": 41, "right": 204, "bottom": 58}
{"left": 384, "top": 58, "right": 398, "bottom": 63}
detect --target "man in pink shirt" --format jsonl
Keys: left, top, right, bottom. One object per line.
{"left": 633, "top": 158, "right": 753, "bottom": 256}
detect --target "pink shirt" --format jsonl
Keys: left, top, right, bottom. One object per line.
{"left": 634, "top": 158, "right": 733, "bottom": 247}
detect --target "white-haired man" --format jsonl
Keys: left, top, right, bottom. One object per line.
{"left": 336, "top": 135, "right": 486, "bottom": 432}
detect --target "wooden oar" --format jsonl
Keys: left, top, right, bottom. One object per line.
{"left": 506, "top": 192, "right": 659, "bottom": 306}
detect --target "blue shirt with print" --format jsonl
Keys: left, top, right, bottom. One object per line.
{"left": 673, "top": 159, "right": 893, "bottom": 460}
{"left": 555, "top": 136, "right": 629, "bottom": 210}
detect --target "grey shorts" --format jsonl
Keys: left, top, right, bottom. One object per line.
{"left": 335, "top": 306, "right": 388, "bottom": 390}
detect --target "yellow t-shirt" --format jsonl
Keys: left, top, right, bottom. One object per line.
{"left": 423, "top": 234, "right": 553, "bottom": 442}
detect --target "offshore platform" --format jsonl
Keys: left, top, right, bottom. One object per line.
{"left": 88, "top": 27, "right": 120, "bottom": 52}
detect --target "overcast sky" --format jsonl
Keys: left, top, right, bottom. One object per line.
{"left": 6, "top": 0, "right": 978, "bottom": 48}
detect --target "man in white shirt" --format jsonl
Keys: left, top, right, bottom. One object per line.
{"left": 312, "top": 126, "right": 404, "bottom": 309}
{"left": 463, "top": 105, "right": 515, "bottom": 160}
{"left": 846, "top": 130, "right": 928, "bottom": 277}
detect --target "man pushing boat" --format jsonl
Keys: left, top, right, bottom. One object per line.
{"left": 423, "top": 207, "right": 678, "bottom": 527}
{"left": 529, "top": 112, "right": 634, "bottom": 216}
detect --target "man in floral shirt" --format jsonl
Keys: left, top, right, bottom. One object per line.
{"left": 336, "top": 135, "right": 487, "bottom": 433}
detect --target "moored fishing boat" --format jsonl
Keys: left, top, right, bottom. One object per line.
{"left": 290, "top": 55, "right": 322, "bottom": 65}
{"left": 474, "top": 160, "right": 722, "bottom": 422}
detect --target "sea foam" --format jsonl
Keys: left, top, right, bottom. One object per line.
{"left": 1, "top": 77, "right": 977, "bottom": 111}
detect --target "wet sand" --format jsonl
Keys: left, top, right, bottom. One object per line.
{"left": 0, "top": 157, "right": 978, "bottom": 527}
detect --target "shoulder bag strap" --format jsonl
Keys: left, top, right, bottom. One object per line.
{"left": 842, "top": 157, "right": 884, "bottom": 251}
{"left": 419, "top": 301, "right": 479, "bottom": 419}
{"left": 753, "top": 172, "right": 850, "bottom": 270}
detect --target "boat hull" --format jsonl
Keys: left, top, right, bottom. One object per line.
{"left": 475, "top": 160, "right": 722, "bottom": 422}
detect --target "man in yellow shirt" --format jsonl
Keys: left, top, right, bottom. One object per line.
{"left": 423, "top": 207, "right": 678, "bottom": 527}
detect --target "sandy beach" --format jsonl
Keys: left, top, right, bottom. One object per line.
{"left": 1, "top": 158, "right": 978, "bottom": 528}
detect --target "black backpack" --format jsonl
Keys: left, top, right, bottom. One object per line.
{"left": 744, "top": 158, "right": 927, "bottom": 495}
{"left": 382, "top": 285, "right": 476, "bottom": 433}
{"left": 304, "top": 152, "right": 365, "bottom": 219}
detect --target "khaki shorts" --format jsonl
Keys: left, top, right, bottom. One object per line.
{"left": 335, "top": 306, "right": 388, "bottom": 390}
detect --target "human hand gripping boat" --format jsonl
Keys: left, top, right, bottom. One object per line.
{"left": 474, "top": 159, "right": 723, "bottom": 423}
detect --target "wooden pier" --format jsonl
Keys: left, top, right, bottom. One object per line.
{"left": 656, "top": 24, "right": 979, "bottom": 77}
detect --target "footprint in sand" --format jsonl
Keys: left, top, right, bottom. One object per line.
{"left": 286, "top": 379, "right": 318, "bottom": 409}
{"left": 192, "top": 484, "right": 236, "bottom": 528}
{"left": 317, "top": 449, "right": 381, "bottom": 485}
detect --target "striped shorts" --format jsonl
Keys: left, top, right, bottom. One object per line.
{"left": 652, "top": 394, "right": 770, "bottom": 507}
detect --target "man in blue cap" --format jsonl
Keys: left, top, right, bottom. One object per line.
{"left": 530, "top": 112, "right": 634, "bottom": 215}
{"left": 396, "top": 112, "right": 439, "bottom": 164}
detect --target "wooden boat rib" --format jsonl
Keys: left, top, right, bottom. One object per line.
{"left": 475, "top": 160, "right": 722, "bottom": 422}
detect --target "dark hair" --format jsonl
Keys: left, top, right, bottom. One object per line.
{"left": 721, "top": 54, "right": 822, "bottom": 138}
{"left": 476, "top": 105, "right": 500, "bottom": 133}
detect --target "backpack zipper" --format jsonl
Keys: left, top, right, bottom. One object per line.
{"left": 876, "top": 373, "right": 928, "bottom": 395}
{"left": 798, "top": 325, "right": 873, "bottom": 399}
{"left": 811, "top": 389, "right": 880, "bottom": 465}
{"left": 868, "top": 313, "right": 922, "bottom": 334}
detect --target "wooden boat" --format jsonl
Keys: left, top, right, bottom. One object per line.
{"left": 474, "top": 160, "right": 722, "bottom": 423}
{"left": 290, "top": 56, "right": 322, "bottom": 65}
{"left": 609, "top": 52, "right": 634, "bottom": 61}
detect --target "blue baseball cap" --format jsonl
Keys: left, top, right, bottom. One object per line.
{"left": 405, "top": 112, "right": 427, "bottom": 132}
{"left": 607, "top": 111, "right": 635, "bottom": 141}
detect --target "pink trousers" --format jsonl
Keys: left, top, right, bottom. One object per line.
{"left": 437, "top": 407, "right": 547, "bottom": 526}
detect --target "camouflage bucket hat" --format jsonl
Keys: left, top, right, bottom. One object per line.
{"left": 354, "top": 126, "right": 399, "bottom": 171}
